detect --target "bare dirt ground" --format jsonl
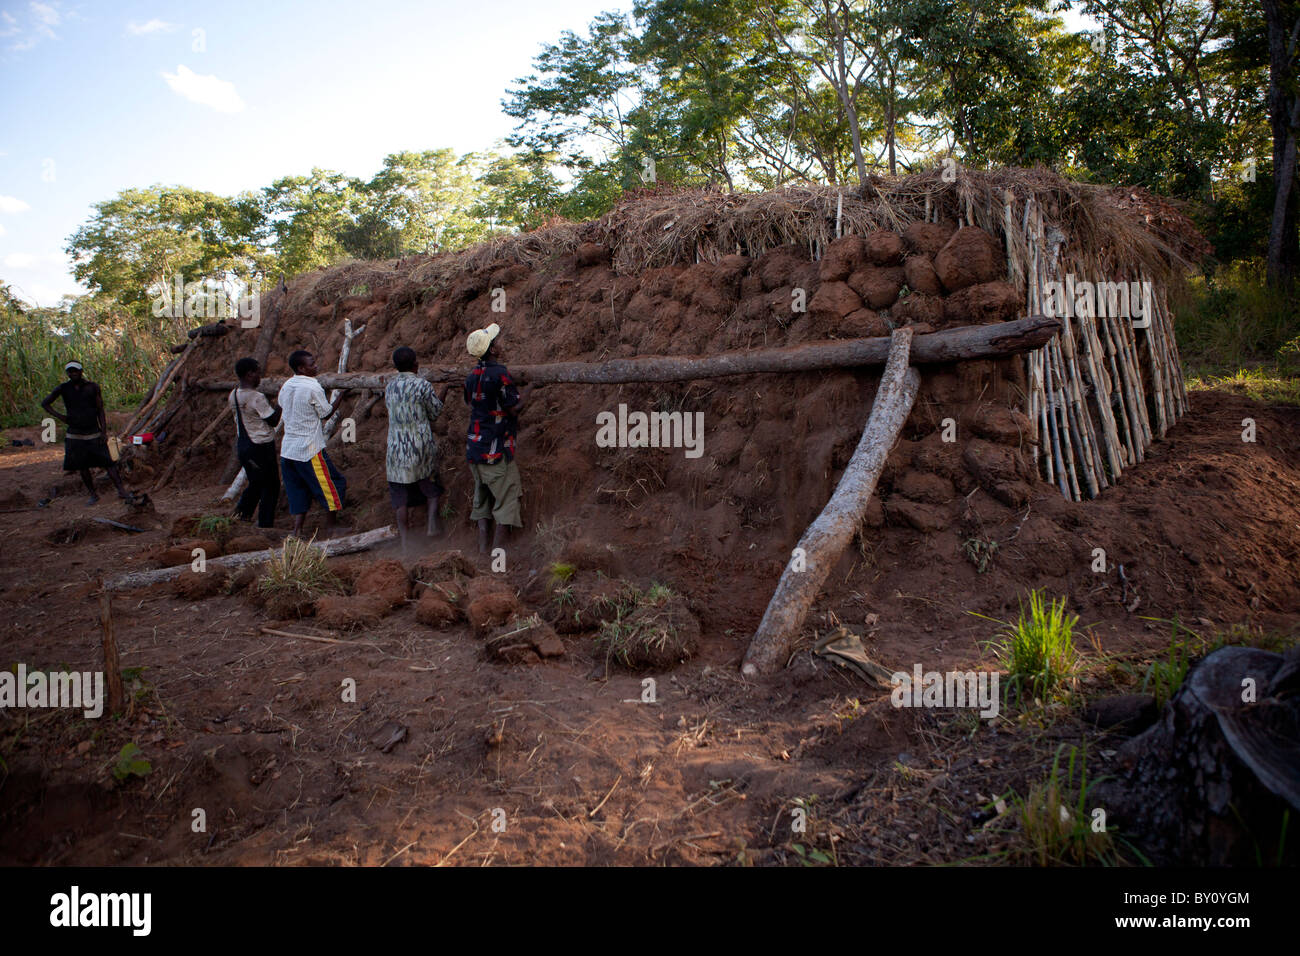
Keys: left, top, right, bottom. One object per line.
{"left": 1, "top": 390, "right": 1298, "bottom": 867}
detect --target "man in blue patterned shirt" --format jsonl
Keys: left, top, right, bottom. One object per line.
{"left": 464, "top": 323, "right": 537, "bottom": 555}
{"left": 385, "top": 346, "right": 454, "bottom": 552}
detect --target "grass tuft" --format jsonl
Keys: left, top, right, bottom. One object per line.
{"left": 257, "top": 535, "right": 343, "bottom": 597}
{"left": 983, "top": 590, "right": 1079, "bottom": 705}
{"left": 1009, "top": 745, "right": 1140, "bottom": 866}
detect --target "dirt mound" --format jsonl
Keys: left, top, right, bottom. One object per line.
{"left": 315, "top": 593, "right": 389, "bottom": 630}
{"left": 595, "top": 589, "right": 701, "bottom": 670}
{"left": 485, "top": 615, "right": 564, "bottom": 664}
{"left": 124, "top": 168, "right": 1226, "bottom": 653}
{"left": 354, "top": 559, "right": 410, "bottom": 610}
{"left": 414, "top": 591, "right": 460, "bottom": 626}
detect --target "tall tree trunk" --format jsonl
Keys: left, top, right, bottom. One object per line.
{"left": 886, "top": 75, "right": 897, "bottom": 176}
{"left": 832, "top": 3, "right": 869, "bottom": 185}
{"left": 1264, "top": 0, "right": 1300, "bottom": 288}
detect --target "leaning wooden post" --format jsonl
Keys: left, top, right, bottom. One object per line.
{"left": 741, "top": 328, "right": 921, "bottom": 678}
{"left": 323, "top": 317, "right": 365, "bottom": 440}
{"left": 119, "top": 336, "right": 199, "bottom": 441}
{"left": 98, "top": 582, "right": 125, "bottom": 716}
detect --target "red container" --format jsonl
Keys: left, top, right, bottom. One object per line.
{"left": 132, "top": 433, "right": 155, "bottom": 445}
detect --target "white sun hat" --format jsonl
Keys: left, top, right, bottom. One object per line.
{"left": 466, "top": 323, "right": 501, "bottom": 358}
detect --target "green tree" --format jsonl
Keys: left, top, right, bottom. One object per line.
{"left": 472, "top": 150, "right": 567, "bottom": 230}
{"left": 66, "top": 185, "right": 264, "bottom": 325}
{"left": 503, "top": 11, "right": 644, "bottom": 175}
{"left": 260, "top": 169, "right": 362, "bottom": 276}
{"left": 349, "top": 150, "right": 494, "bottom": 257}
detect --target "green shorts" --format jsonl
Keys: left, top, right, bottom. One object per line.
{"left": 468, "top": 459, "right": 522, "bottom": 527}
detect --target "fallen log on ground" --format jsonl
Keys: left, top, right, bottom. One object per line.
{"left": 193, "top": 316, "right": 1060, "bottom": 394}
{"left": 105, "top": 526, "right": 397, "bottom": 591}
{"left": 741, "top": 327, "right": 921, "bottom": 678}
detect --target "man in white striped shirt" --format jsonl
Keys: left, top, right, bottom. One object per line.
{"left": 277, "top": 349, "right": 348, "bottom": 538}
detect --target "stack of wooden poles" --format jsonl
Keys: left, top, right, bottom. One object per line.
{"left": 1012, "top": 192, "right": 1188, "bottom": 501}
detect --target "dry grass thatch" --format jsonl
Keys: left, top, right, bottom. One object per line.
{"left": 276, "top": 166, "right": 1207, "bottom": 312}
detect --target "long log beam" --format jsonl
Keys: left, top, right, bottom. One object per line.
{"left": 192, "top": 316, "right": 1060, "bottom": 395}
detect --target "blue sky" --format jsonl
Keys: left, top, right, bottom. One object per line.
{"left": 0, "top": 0, "right": 627, "bottom": 305}
{"left": 1, "top": 0, "right": 1095, "bottom": 307}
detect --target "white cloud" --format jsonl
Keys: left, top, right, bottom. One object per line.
{"left": 5, "top": 1, "right": 65, "bottom": 52}
{"left": 30, "top": 3, "right": 60, "bottom": 28}
{"left": 0, "top": 223, "right": 7, "bottom": 237}
{"left": 161, "top": 65, "right": 246, "bottom": 113}
{"left": 0, "top": 195, "right": 31, "bottom": 214}
{"left": 2, "top": 251, "right": 66, "bottom": 270}
{"left": 126, "top": 18, "right": 176, "bottom": 36}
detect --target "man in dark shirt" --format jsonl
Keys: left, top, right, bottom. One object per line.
{"left": 464, "top": 324, "right": 537, "bottom": 555}
{"left": 230, "top": 357, "right": 283, "bottom": 528}
{"left": 40, "top": 361, "right": 130, "bottom": 505}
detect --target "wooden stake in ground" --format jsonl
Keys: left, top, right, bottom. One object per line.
{"left": 98, "top": 583, "right": 125, "bottom": 716}
{"left": 323, "top": 317, "right": 366, "bottom": 441}
{"left": 741, "top": 328, "right": 921, "bottom": 678}
{"left": 105, "top": 526, "right": 397, "bottom": 591}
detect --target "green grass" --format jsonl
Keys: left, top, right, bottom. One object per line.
{"left": 1140, "top": 621, "right": 1201, "bottom": 709}
{"left": 547, "top": 561, "right": 577, "bottom": 585}
{"left": 1173, "top": 261, "right": 1300, "bottom": 406}
{"left": 0, "top": 289, "right": 170, "bottom": 428}
{"left": 1187, "top": 366, "right": 1300, "bottom": 406}
{"left": 1009, "top": 745, "right": 1143, "bottom": 866}
{"left": 195, "top": 514, "right": 233, "bottom": 538}
{"left": 1128, "top": 619, "right": 1300, "bottom": 707}
{"left": 981, "top": 590, "right": 1079, "bottom": 705}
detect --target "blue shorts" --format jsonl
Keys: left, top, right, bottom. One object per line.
{"left": 281, "top": 451, "right": 347, "bottom": 515}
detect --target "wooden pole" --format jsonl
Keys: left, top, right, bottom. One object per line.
{"left": 182, "top": 404, "right": 230, "bottom": 457}
{"left": 121, "top": 356, "right": 180, "bottom": 437}
{"left": 323, "top": 318, "right": 366, "bottom": 441}
{"left": 98, "top": 583, "right": 125, "bottom": 716}
{"left": 1098, "top": 311, "right": 1141, "bottom": 465}
{"left": 328, "top": 393, "right": 381, "bottom": 447}
{"left": 119, "top": 336, "right": 198, "bottom": 441}
{"left": 105, "top": 526, "right": 398, "bottom": 591}
{"left": 741, "top": 328, "right": 921, "bottom": 677}
{"left": 194, "top": 317, "right": 1062, "bottom": 395}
